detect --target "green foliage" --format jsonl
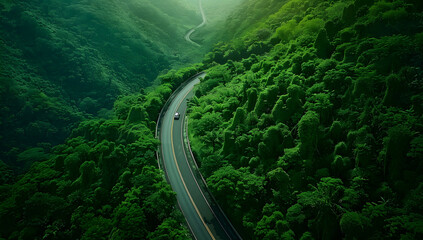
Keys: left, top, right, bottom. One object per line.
{"left": 334, "top": 142, "right": 348, "bottom": 156}
{"left": 254, "top": 85, "right": 279, "bottom": 116}
{"left": 384, "top": 125, "right": 412, "bottom": 182}
{"left": 125, "top": 106, "right": 147, "bottom": 125}
{"left": 298, "top": 111, "right": 320, "bottom": 161}
{"left": 147, "top": 218, "right": 189, "bottom": 240}
{"left": 408, "top": 135, "right": 423, "bottom": 159}
{"left": 315, "top": 29, "right": 332, "bottom": 59}
{"left": 4, "top": 0, "right": 422, "bottom": 239}
{"left": 207, "top": 165, "right": 265, "bottom": 221}
{"left": 383, "top": 74, "right": 403, "bottom": 106}
{"left": 77, "top": 161, "right": 99, "bottom": 187}
{"left": 187, "top": 0, "right": 423, "bottom": 239}
{"left": 255, "top": 211, "right": 290, "bottom": 239}
{"left": 259, "top": 124, "right": 293, "bottom": 166}
{"left": 159, "top": 65, "right": 202, "bottom": 90}
{"left": 17, "top": 147, "right": 50, "bottom": 170}
{"left": 0, "top": 81, "right": 187, "bottom": 238}
{"left": 305, "top": 93, "right": 333, "bottom": 124}
{"left": 114, "top": 95, "right": 145, "bottom": 120}
{"left": 0, "top": 0, "right": 206, "bottom": 172}
{"left": 247, "top": 88, "right": 258, "bottom": 111}
{"left": 277, "top": 20, "right": 298, "bottom": 42}
{"left": 340, "top": 212, "right": 364, "bottom": 238}
{"left": 230, "top": 107, "right": 247, "bottom": 130}
{"left": 272, "top": 84, "right": 304, "bottom": 124}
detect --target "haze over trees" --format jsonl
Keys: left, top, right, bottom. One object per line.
{"left": 1, "top": 0, "right": 423, "bottom": 239}
{"left": 0, "top": 0, "right": 207, "bottom": 172}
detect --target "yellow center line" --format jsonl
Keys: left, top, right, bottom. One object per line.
{"left": 170, "top": 84, "right": 216, "bottom": 240}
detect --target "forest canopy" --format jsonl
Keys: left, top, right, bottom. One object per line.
{"left": 0, "top": 70, "right": 200, "bottom": 239}
{"left": 188, "top": 0, "right": 423, "bottom": 239}
{"left": 1, "top": 0, "right": 423, "bottom": 239}
{"left": 0, "top": 0, "right": 203, "bottom": 173}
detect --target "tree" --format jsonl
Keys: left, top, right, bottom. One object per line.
{"left": 76, "top": 161, "right": 99, "bottom": 187}
{"left": 145, "top": 96, "right": 162, "bottom": 120}
{"left": 144, "top": 182, "right": 176, "bottom": 225}
{"left": 81, "top": 217, "right": 112, "bottom": 240}
{"left": 24, "top": 192, "right": 67, "bottom": 227}
{"left": 340, "top": 212, "right": 365, "bottom": 240}
{"left": 111, "top": 188, "right": 148, "bottom": 240}
{"left": 258, "top": 123, "right": 293, "bottom": 166}
{"left": 295, "top": 178, "right": 345, "bottom": 239}
{"left": 147, "top": 218, "right": 189, "bottom": 240}
{"left": 298, "top": 111, "right": 320, "bottom": 169}
{"left": 230, "top": 107, "right": 246, "bottom": 130}
{"left": 385, "top": 125, "right": 412, "bottom": 181}
{"left": 272, "top": 85, "right": 304, "bottom": 124}
{"left": 255, "top": 85, "right": 279, "bottom": 116}
{"left": 247, "top": 88, "right": 258, "bottom": 111}
{"left": 207, "top": 166, "right": 265, "bottom": 219}
{"left": 322, "top": 69, "right": 350, "bottom": 94}
{"left": 382, "top": 74, "right": 402, "bottom": 106}
{"left": 64, "top": 153, "right": 83, "bottom": 180}
{"left": 304, "top": 93, "right": 333, "bottom": 124}
{"left": 255, "top": 211, "right": 290, "bottom": 239}
{"left": 314, "top": 29, "right": 332, "bottom": 59}
{"left": 329, "top": 121, "right": 344, "bottom": 142}
{"left": 125, "top": 105, "right": 147, "bottom": 125}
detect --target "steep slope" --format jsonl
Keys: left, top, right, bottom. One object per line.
{"left": 0, "top": 73, "right": 199, "bottom": 239}
{"left": 188, "top": 0, "right": 423, "bottom": 239}
{"left": 2, "top": 0, "right": 422, "bottom": 239}
{"left": 0, "top": 0, "right": 200, "bottom": 172}
{"left": 219, "top": 0, "right": 287, "bottom": 40}
{"left": 182, "top": 0, "right": 244, "bottom": 52}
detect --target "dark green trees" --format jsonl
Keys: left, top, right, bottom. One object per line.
{"left": 298, "top": 111, "right": 320, "bottom": 164}
{"left": 315, "top": 29, "right": 332, "bottom": 59}
{"left": 272, "top": 84, "right": 304, "bottom": 123}
{"left": 187, "top": 0, "right": 423, "bottom": 239}
{"left": 0, "top": 0, "right": 203, "bottom": 175}
{"left": 340, "top": 212, "right": 364, "bottom": 240}
{"left": 0, "top": 80, "right": 188, "bottom": 239}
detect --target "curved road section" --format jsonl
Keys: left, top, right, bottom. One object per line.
{"left": 185, "top": 0, "right": 207, "bottom": 46}
{"left": 159, "top": 73, "right": 241, "bottom": 240}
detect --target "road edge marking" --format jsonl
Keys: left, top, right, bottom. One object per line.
{"left": 171, "top": 83, "right": 216, "bottom": 240}
{"left": 181, "top": 117, "right": 233, "bottom": 239}
{"left": 160, "top": 137, "right": 198, "bottom": 240}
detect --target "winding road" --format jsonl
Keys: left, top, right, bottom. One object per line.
{"left": 185, "top": 0, "right": 207, "bottom": 46}
{"left": 157, "top": 73, "right": 242, "bottom": 240}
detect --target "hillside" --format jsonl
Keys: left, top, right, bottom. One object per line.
{"left": 0, "top": 80, "right": 194, "bottom": 239}
{"left": 187, "top": 0, "right": 244, "bottom": 47}
{"left": 188, "top": 0, "right": 423, "bottom": 239}
{"left": 0, "top": 0, "right": 201, "bottom": 172}
{"left": 1, "top": 0, "right": 423, "bottom": 239}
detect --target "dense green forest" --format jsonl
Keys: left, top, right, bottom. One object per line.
{"left": 187, "top": 0, "right": 243, "bottom": 46}
{"left": 0, "top": 0, "right": 205, "bottom": 238}
{"left": 188, "top": 0, "right": 423, "bottom": 239}
{"left": 0, "top": 78, "right": 194, "bottom": 239}
{"left": 1, "top": 0, "right": 423, "bottom": 239}
{"left": 0, "top": 0, "right": 204, "bottom": 173}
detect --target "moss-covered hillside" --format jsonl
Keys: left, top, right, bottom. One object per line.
{"left": 0, "top": 66, "right": 204, "bottom": 239}
{"left": 0, "top": 0, "right": 202, "bottom": 173}
{"left": 188, "top": 0, "right": 423, "bottom": 239}
{"left": 1, "top": 0, "right": 423, "bottom": 239}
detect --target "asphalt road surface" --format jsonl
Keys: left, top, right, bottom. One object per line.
{"left": 185, "top": 0, "right": 206, "bottom": 46}
{"left": 159, "top": 73, "right": 242, "bottom": 240}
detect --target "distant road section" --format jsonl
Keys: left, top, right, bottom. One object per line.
{"left": 185, "top": 0, "right": 206, "bottom": 46}
{"left": 157, "top": 73, "right": 242, "bottom": 240}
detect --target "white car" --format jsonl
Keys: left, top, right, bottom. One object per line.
{"left": 174, "top": 112, "right": 180, "bottom": 120}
